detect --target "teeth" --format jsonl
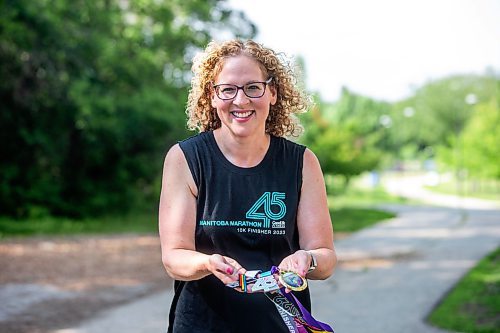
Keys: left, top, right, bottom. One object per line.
{"left": 231, "top": 111, "right": 253, "bottom": 118}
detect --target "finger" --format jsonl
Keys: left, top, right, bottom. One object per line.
{"left": 215, "top": 271, "right": 238, "bottom": 286}
{"left": 211, "top": 256, "right": 234, "bottom": 276}
{"left": 222, "top": 257, "right": 247, "bottom": 275}
{"left": 216, "top": 265, "right": 237, "bottom": 278}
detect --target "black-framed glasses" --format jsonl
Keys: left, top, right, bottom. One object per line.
{"left": 213, "top": 77, "right": 273, "bottom": 100}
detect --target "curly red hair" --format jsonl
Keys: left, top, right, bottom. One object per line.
{"left": 186, "top": 39, "right": 310, "bottom": 137}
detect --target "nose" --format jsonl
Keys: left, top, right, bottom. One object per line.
{"left": 232, "top": 88, "right": 250, "bottom": 105}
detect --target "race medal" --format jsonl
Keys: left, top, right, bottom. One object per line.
{"left": 252, "top": 275, "right": 280, "bottom": 292}
{"left": 279, "top": 271, "right": 307, "bottom": 291}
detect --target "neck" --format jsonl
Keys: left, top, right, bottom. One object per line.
{"left": 213, "top": 129, "right": 270, "bottom": 168}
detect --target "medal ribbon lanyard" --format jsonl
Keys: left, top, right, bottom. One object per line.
{"left": 226, "top": 267, "right": 334, "bottom": 333}
{"left": 265, "top": 289, "right": 334, "bottom": 333}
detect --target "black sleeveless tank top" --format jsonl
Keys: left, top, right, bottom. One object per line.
{"left": 168, "top": 131, "right": 309, "bottom": 333}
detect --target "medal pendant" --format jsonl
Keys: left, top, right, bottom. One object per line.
{"left": 279, "top": 271, "right": 307, "bottom": 291}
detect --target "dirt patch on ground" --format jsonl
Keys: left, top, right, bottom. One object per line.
{"left": 338, "top": 251, "right": 421, "bottom": 271}
{"left": 0, "top": 234, "right": 172, "bottom": 333}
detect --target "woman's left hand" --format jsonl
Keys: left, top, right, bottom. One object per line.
{"left": 278, "top": 250, "right": 310, "bottom": 279}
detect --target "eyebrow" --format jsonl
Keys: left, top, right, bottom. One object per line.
{"left": 214, "top": 78, "right": 269, "bottom": 85}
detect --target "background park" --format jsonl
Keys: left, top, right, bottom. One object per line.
{"left": 0, "top": 1, "right": 499, "bottom": 332}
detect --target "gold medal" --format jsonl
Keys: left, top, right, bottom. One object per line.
{"left": 278, "top": 270, "right": 307, "bottom": 291}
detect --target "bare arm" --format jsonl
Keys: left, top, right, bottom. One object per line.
{"left": 278, "top": 148, "right": 337, "bottom": 279}
{"left": 158, "top": 144, "right": 244, "bottom": 283}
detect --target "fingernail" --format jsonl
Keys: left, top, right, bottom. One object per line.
{"left": 226, "top": 267, "right": 234, "bottom": 275}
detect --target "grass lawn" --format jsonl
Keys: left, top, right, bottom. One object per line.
{"left": 0, "top": 211, "right": 158, "bottom": 239}
{"left": 426, "top": 177, "right": 500, "bottom": 202}
{"left": 0, "top": 205, "right": 395, "bottom": 238}
{"left": 328, "top": 185, "right": 405, "bottom": 233}
{"left": 0, "top": 185, "right": 402, "bottom": 238}
{"left": 428, "top": 247, "right": 500, "bottom": 333}
{"left": 331, "top": 207, "right": 396, "bottom": 233}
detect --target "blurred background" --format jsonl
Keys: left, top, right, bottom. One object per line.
{"left": 1, "top": 0, "right": 499, "bottom": 222}
{"left": 0, "top": 0, "right": 499, "bottom": 332}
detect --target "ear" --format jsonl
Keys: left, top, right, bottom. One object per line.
{"left": 269, "top": 85, "right": 277, "bottom": 106}
{"left": 211, "top": 87, "right": 218, "bottom": 108}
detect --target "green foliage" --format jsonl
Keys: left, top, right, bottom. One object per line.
{"left": 460, "top": 98, "right": 500, "bottom": 179}
{"left": 428, "top": 247, "right": 500, "bottom": 333}
{"left": 387, "top": 74, "right": 498, "bottom": 158}
{"left": 309, "top": 123, "right": 380, "bottom": 181}
{"left": 434, "top": 80, "right": 500, "bottom": 180}
{"left": 301, "top": 88, "right": 390, "bottom": 184}
{"left": 2, "top": 0, "right": 498, "bottom": 221}
{"left": 0, "top": 0, "right": 255, "bottom": 218}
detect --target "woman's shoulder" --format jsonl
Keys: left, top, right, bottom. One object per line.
{"left": 177, "top": 131, "right": 213, "bottom": 154}
{"left": 272, "top": 137, "right": 322, "bottom": 171}
{"left": 164, "top": 132, "right": 208, "bottom": 165}
{"left": 179, "top": 131, "right": 210, "bottom": 146}
{"left": 164, "top": 143, "right": 184, "bottom": 166}
{"left": 273, "top": 136, "right": 307, "bottom": 155}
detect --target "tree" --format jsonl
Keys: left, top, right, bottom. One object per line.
{"left": 300, "top": 89, "right": 388, "bottom": 188}
{"left": 459, "top": 96, "right": 500, "bottom": 179}
{"left": 0, "top": 0, "right": 255, "bottom": 217}
{"left": 387, "top": 74, "right": 498, "bottom": 156}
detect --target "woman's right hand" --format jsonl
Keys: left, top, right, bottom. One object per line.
{"left": 207, "top": 254, "right": 246, "bottom": 285}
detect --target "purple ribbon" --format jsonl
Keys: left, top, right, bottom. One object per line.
{"left": 284, "top": 289, "right": 334, "bottom": 332}
{"left": 266, "top": 288, "right": 334, "bottom": 333}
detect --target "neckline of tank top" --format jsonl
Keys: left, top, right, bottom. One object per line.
{"left": 207, "top": 131, "right": 277, "bottom": 175}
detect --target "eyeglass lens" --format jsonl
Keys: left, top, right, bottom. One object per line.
{"left": 216, "top": 82, "right": 266, "bottom": 100}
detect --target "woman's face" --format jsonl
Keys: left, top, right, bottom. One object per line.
{"left": 211, "top": 55, "right": 277, "bottom": 139}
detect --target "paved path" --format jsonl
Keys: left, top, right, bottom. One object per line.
{"left": 310, "top": 205, "right": 499, "bottom": 333}
{"left": 52, "top": 175, "right": 500, "bottom": 333}
{"left": 52, "top": 290, "right": 173, "bottom": 333}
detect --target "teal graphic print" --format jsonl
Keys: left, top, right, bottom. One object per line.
{"left": 246, "top": 192, "right": 286, "bottom": 228}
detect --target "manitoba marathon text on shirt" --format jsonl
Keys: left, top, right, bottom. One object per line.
{"left": 199, "top": 191, "right": 287, "bottom": 235}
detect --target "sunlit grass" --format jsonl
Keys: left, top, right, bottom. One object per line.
{"left": 330, "top": 207, "right": 395, "bottom": 233}
{"left": 428, "top": 247, "right": 500, "bottom": 333}
{"left": 327, "top": 182, "right": 405, "bottom": 233}
{"left": 329, "top": 185, "right": 409, "bottom": 208}
{"left": 427, "top": 177, "right": 500, "bottom": 201}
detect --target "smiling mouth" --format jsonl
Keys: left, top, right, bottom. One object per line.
{"left": 230, "top": 111, "right": 255, "bottom": 119}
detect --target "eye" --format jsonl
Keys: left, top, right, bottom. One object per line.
{"left": 220, "top": 86, "right": 236, "bottom": 94}
{"left": 246, "top": 83, "right": 263, "bottom": 91}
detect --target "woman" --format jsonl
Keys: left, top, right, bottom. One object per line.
{"left": 159, "top": 39, "right": 336, "bottom": 332}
